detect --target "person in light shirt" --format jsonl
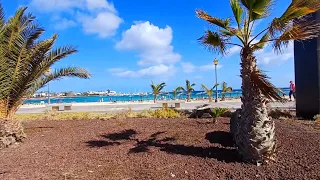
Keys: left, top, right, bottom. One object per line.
{"left": 289, "top": 81, "right": 296, "bottom": 101}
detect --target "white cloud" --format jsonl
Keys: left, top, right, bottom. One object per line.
{"left": 30, "top": 0, "right": 122, "bottom": 38}
{"left": 115, "top": 21, "right": 181, "bottom": 66}
{"left": 181, "top": 62, "right": 196, "bottom": 73}
{"left": 107, "top": 68, "right": 127, "bottom": 73}
{"left": 86, "top": 0, "right": 116, "bottom": 12}
{"left": 227, "top": 46, "right": 241, "bottom": 57}
{"left": 199, "top": 64, "right": 223, "bottom": 71}
{"left": 53, "top": 18, "right": 77, "bottom": 30}
{"left": 78, "top": 12, "right": 122, "bottom": 38}
{"left": 30, "top": 0, "right": 83, "bottom": 12}
{"left": 256, "top": 42, "right": 293, "bottom": 65}
{"left": 180, "top": 62, "right": 223, "bottom": 73}
{"left": 111, "top": 64, "right": 176, "bottom": 78}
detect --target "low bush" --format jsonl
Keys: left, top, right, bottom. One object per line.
{"left": 211, "top": 108, "right": 231, "bottom": 118}
{"left": 151, "top": 108, "right": 181, "bottom": 119}
{"left": 14, "top": 108, "right": 183, "bottom": 121}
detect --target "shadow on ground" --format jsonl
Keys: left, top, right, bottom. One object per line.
{"left": 86, "top": 129, "right": 240, "bottom": 163}
{"left": 205, "top": 131, "right": 234, "bottom": 147}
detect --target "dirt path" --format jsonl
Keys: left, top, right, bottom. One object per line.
{"left": 0, "top": 118, "right": 319, "bottom": 180}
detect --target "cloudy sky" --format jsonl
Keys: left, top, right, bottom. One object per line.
{"left": 4, "top": 0, "right": 295, "bottom": 92}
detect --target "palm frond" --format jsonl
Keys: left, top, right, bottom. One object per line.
{"left": 250, "top": 69, "right": 285, "bottom": 102}
{"left": 251, "top": 31, "right": 270, "bottom": 50}
{"left": 240, "top": 0, "right": 274, "bottom": 21}
{"left": 0, "top": 3, "right": 5, "bottom": 28}
{"left": 201, "top": 84, "right": 210, "bottom": 92}
{"left": 198, "top": 30, "right": 228, "bottom": 55}
{"left": 273, "top": 18, "right": 320, "bottom": 52}
{"left": 269, "top": 0, "right": 320, "bottom": 37}
{"left": 29, "top": 67, "right": 91, "bottom": 95}
{"left": 175, "top": 86, "right": 184, "bottom": 92}
{"left": 230, "top": 0, "right": 243, "bottom": 26}
{"left": 212, "top": 83, "right": 220, "bottom": 90}
{"left": 196, "top": 9, "right": 230, "bottom": 29}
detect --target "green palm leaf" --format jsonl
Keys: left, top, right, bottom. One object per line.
{"left": 0, "top": 6, "right": 91, "bottom": 119}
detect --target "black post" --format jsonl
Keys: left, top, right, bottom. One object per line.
{"left": 215, "top": 64, "right": 218, "bottom": 102}
{"left": 294, "top": 11, "right": 320, "bottom": 119}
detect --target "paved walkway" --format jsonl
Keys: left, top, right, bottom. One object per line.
{"left": 17, "top": 101, "right": 296, "bottom": 114}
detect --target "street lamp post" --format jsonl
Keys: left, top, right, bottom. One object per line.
{"left": 214, "top": 58, "right": 219, "bottom": 103}
{"left": 47, "top": 82, "right": 50, "bottom": 104}
{"left": 45, "top": 68, "right": 51, "bottom": 104}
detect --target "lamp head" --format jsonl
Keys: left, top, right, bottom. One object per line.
{"left": 213, "top": 58, "right": 218, "bottom": 65}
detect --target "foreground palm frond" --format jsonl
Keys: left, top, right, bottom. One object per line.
{"left": 0, "top": 5, "right": 91, "bottom": 119}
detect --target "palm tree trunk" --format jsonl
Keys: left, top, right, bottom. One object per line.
{"left": 0, "top": 100, "right": 9, "bottom": 119}
{"left": 153, "top": 95, "right": 156, "bottom": 103}
{"left": 187, "top": 93, "right": 190, "bottom": 102}
{"left": 209, "top": 97, "right": 212, "bottom": 102}
{"left": 0, "top": 101, "right": 25, "bottom": 149}
{"left": 232, "top": 48, "right": 276, "bottom": 164}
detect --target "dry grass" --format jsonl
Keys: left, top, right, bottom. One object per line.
{"left": 14, "top": 108, "right": 184, "bottom": 121}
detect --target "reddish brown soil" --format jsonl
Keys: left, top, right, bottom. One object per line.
{"left": 0, "top": 118, "right": 319, "bottom": 180}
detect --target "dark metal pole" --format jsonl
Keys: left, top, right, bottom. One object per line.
{"left": 215, "top": 64, "right": 218, "bottom": 103}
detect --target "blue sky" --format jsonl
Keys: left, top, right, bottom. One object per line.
{"left": 3, "top": 0, "right": 295, "bottom": 93}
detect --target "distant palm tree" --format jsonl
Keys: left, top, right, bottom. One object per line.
{"left": 151, "top": 82, "right": 166, "bottom": 103}
{"left": 179, "top": 80, "right": 195, "bottom": 102}
{"left": 201, "top": 84, "right": 219, "bottom": 102}
{"left": 196, "top": 0, "right": 320, "bottom": 163}
{"left": 0, "top": 6, "right": 91, "bottom": 119}
{"left": 221, "top": 82, "right": 232, "bottom": 101}
{"left": 172, "top": 87, "right": 183, "bottom": 100}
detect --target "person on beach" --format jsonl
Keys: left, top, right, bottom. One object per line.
{"left": 289, "top": 81, "right": 296, "bottom": 101}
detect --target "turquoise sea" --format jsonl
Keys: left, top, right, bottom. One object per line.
{"left": 24, "top": 88, "right": 291, "bottom": 104}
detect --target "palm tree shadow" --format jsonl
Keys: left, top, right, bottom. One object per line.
{"left": 86, "top": 129, "right": 136, "bottom": 148}
{"left": 102, "top": 129, "right": 137, "bottom": 141}
{"left": 86, "top": 129, "right": 240, "bottom": 163}
{"left": 86, "top": 140, "right": 120, "bottom": 147}
{"left": 205, "top": 131, "right": 234, "bottom": 147}
{"left": 129, "top": 131, "right": 240, "bottom": 163}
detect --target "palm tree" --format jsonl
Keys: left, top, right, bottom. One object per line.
{"left": 196, "top": 0, "right": 320, "bottom": 163}
{"left": 151, "top": 82, "right": 166, "bottom": 103}
{"left": 0, "top": 6, "right": 91, "bottom": 147}
{"left": 221, "top": 82, "right": 232, "bottom": 101}
{"left": 179, "top": 80, "right": 195, "bottom": 102}
{"left": 201, "top": 84, "right": 219, "bottom": 102}
{"left": 172, "top": 87, "right": 183, "bottom": 100}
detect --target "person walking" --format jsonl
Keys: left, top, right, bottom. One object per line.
{"left": 289, "top": 81, "right": 296, "bottom": 101}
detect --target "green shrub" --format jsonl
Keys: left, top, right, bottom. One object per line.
{"left": 211, "top": 108, "right": 230, "bottom": 118}
{"left": 152, "top": 108, "right": 181, "bottom": 119}
{"left": 137, "top": 109, "right": 154, "bottom": 118}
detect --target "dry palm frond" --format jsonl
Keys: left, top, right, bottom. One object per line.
{"left": 250, "top": 69, "right": 285, "bottom": 102}
{"left": 196, "top": 9, "right": 230, "bottom": 29}
{"left": 269, "top": 0, "right": 320, "bottom": 37}
{"left": 198, "top": 30, "right": 228, "bottom": 55}
{"left": 273, "top": 18, "right": 320, "bottom": 52}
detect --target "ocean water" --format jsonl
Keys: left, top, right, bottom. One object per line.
{"left": 24, "top": 88, "right": 291, "bottom": 104}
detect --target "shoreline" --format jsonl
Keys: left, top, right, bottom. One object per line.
{"left": 20, "top": 98, "right": 243, "bottom": 109}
